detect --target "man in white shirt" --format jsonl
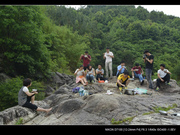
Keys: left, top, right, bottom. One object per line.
{"left": 156, "top": 64, "right": 171, "bottom": 91}
{"left": 103, "top": 47, "right": 114, "bottom": 79}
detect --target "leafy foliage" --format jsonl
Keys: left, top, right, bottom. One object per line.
{"left": 0, "top": 76, "right": 23, "bottom": 111}
{"left": 47, "top": 5, "right": 180, "bottom": 80}
{"left": 0, "top": 6, "right": 51, "bottom": 78}
{"left": 111, "top": 116, "right": 136, "bottom": 124}
{"left": 0, "top": 6, "right": 89, "bottom": 78}
{"left": 0, "top": 76, "right": 45, "bottom": 111}
{"left": 1, "top": 5, "right": 180, "bottom": 111}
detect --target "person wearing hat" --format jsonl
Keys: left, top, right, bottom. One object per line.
{"left": 80, "top": 51, "right": 91, "bottom": 71}
{"left": 103, "top": 47, "right": 114, "bottom": 79}
{"left": 143, "top": 50, "right": 154, "bottom": 90}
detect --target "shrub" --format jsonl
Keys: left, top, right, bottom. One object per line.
{"left": 0, "top": 76, "right": 23, "bottom": 111}
{"left": 0, "top": 76, "right": 46, "bottom": 111}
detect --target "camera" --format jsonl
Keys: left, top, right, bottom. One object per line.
{"left": 143, "top": 54, "right": 147, "bottom": 59}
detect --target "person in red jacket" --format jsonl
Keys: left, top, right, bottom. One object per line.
{"left": 80, "top": 51, "right": 91, "bottom": 71}
{"left": 131, "top": 63, "right": 144, "bottom": 85}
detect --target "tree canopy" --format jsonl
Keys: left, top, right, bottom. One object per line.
{"left": 1, "top": 5, "right": 180, "bottom": 80}
{"left": 1, "top": 5, "right": 180, "bottom": 111}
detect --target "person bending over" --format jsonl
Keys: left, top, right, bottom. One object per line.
{"left": 156, "top": 64, "right": 171, "bottom": 91}
{"left": 116, "top": 70, "right": 130, "bottom": 94}
{"left": 18, "top": 78, "right": 52, "bottom": 112}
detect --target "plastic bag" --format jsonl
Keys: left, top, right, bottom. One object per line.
{"left": 135, "top": 88, "right": 147, "bottom": 95}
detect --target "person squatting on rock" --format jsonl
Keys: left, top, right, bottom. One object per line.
{"left": 86, "top": 65, "right": 95, "bottom": 83}
{"left": 103, "top": 47, "right": 114, "bottom": 79}
{"left": 96, "top": 65, "right": 107, "bottom": 82}
{"left": 131, "top": 63, "right": 144, "bottom": 85}
{"left": 116, "top": 61, "right": 126, "bottom": 77}
{"left": 74, "top": 65, "right": 88, "bottom": 86}
{"left": 116, "top": 70, "right": 130, "bottom": 94}
{"left": 156, "top": 64, "right": 171, "bottom": 91}
{"left": 143, "top": 50, "right": 154, "bottom": 90}
{"left": 18, "top": 78, "right": 52, "bottom": 113}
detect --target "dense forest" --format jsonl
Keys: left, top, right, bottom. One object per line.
{"left": 1, "top": 5, "right": 180, "bottom": 110}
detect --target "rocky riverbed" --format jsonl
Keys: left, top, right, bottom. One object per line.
{"left": 0, "top": 72, "right": 180, "bottom": 125}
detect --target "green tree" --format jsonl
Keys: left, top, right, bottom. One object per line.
{"left": 0, "top": 6, "right": 51, "bottom": 78}
{"left": 136, "top": 6, "right": 149, "bottom": 20}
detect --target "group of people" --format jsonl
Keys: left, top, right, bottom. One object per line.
{"left": 143, "top": 50, "right": 171, "bottom": 91}
{"left": 116, "top": 50, "right": 171, "bottom": 93}
{"left": 18, "top": 48, "right": 171, "bottom": 113}
{"left": 75, "top": 49, "right": 172, "bottom": 92}
{"left": 75, "top": 48, "right": 114, "bottom": 85}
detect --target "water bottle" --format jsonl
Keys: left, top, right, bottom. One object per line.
{"left": 83, "top": 90, "right": 89, "bottom": 96}
{"left": 79, "top": 86, "right": 84, "bottom": 96}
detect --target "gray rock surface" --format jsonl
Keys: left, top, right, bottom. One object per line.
{"left": 1, "top": 74, "right": 180, "bottom": 125}
{"left": 0, "top": 101, "right": 49, "bottom": 125}
{"left": 0, "top": 73, "right": 10, "bottom": 82}
{"left": 44, "top": 72, "right": 75, "bottom": 96}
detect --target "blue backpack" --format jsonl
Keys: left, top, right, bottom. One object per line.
{"left": 72, "top": 87, "right": 80, "bottom": 93}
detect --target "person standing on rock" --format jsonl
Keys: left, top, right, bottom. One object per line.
{"left": 80, "top": 51, "right": 91, "bottom": 71}
{"left": 103, "top": 47, "right": 114, "bottom": 79}
{"left": 74, "top": 65, "right": 88, "bottom": 86}
{"left": 18, "top": 78, "right": 52, "bottom": 113}
{"left": 156, "top": 64, "right": 171, "bottom": 91}
{"left": 143, "top": 50, "right": 154, "bottom": 90}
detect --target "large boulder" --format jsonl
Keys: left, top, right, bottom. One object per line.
{"left": 153, "top": 79, "right": 180, "bottom": 93}
{"left": 45, "top": 72, "right": 75, "bottom": 96}
{"left": 45, "top": 85, "right": 55, "bottom": 97}
{"left": 54, "top": 72, "right": 75, "bottom": 88}
{"left": 83, "top": 94, "right": 120, "bottom": 118}
{"left": 1, "top": 75, "right": 180, "bottom": 125}
{"left": 0, "top": 101, "right": 49, "bottom": 125}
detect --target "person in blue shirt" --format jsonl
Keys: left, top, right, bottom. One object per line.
{"left": 116, "top": 61, "right": 127, "bottom": 77}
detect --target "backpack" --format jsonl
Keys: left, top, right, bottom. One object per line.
{"left": 72, "top": 87, "right": 80, "bottom": 93}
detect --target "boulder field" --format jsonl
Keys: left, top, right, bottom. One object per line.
{"left": 1, "top": 72, "right": 180, "bottom": 125}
